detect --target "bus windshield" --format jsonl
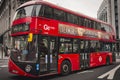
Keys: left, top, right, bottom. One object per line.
{"left": 13, "top": 5, "right": 43, "bottom": 20}
{"left": 11, "top": 35, "right": 38, "bottom": 62}
{"left": 14, "top": 5, "right": 34, "bottom": 20}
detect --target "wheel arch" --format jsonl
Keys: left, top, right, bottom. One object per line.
{"left": 60, "top": 58, "right": 72, "bottom": 75}
{"left": 61, "top": 59, "right": 72, "bottom": 69}
{"left": 106, "top": 55, "right": 111, "bottom": 65}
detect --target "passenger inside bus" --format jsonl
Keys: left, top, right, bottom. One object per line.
{"left": 101, "top": 27, "right": 106, "bottom": 32}
{"left": 39, "top": 41, "right": 48, "bottom": 57}
{"left": 59, "top": 43, "right": 72, "bottom": 53}
{"left": 26, "top": 38, "right": 37, "bottom": 61}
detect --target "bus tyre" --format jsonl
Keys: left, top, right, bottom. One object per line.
{"left": 106, "top": 57, "right": 110, "bottom": 65}
{"left": 61, "top": 60, "right": 71, "bottom": 75}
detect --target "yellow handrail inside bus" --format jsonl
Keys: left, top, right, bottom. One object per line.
{"left": 28, "top": 33, "right": 33, "bottom": 42}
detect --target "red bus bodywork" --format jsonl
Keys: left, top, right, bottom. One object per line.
{"left": 9, "top": 0, "right": 116, "bottom": 77}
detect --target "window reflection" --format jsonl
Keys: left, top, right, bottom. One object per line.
{"left": 11, "top": 35, "right": 37, "bottom": 62}
{"left": 59, "top": 38, "right": 72, "bottom": 53}
{"left": 14, "top": 5, "right": 34, "bottom": 20}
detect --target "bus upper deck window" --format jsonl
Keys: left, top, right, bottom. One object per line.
{"left": 43, "top": 6, "right": 53, "bottom": 18}
{"left": 14, "top": 5, "right": 34, "bottom": 20}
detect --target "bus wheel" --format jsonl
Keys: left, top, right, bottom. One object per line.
{"left": 61, "top": 60, "right": 71, "bottom": 75}
{"left": 106, "top": 57, "right": 110, "bottom": 65}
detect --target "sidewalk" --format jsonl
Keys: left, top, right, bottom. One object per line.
{"left": 116, "top": 59, "right": 120, "bottom": 62}
{"left": 0, "top": 57, "right": 9, "bottom": 60}
{"left": 116, "top": 56, "right": 120, "bottom": 58}
{"left": 0, "top": 58, "right": 8, "bottom": 68}
{"left": 0, "top": 57, "right": 8, "bottom": 65}
{"left": 0, "top": 58, "right": 8, "bottom": 63}
{"left": 0, "top": 58, "right": 8, "bottom": 62}
{"left": 116, "top": 55, "right": 120, "bottom": 62}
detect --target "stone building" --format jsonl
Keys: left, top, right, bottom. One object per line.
{"left": 97, "top": 0, "right": 120, "bottom": 53}
{"left": 0, "top": 0, "right": 30, "bottom": 59}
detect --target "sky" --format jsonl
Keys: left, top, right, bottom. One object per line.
{"left": 45, "top": 0, "right": 103, "bottom": 18}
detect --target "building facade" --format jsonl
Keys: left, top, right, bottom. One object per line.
{"left": 97, "top": 0, "right": 120, "bottom": 53}
{"left": 0, "top": 0, "right": 30, "bottom": 59}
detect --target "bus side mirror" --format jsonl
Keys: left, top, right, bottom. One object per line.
{"left": 28, "top": 33, "right": 33, "bottom": 42}
{"left": 0, "top": 35, "right": 3, "bottom": 44}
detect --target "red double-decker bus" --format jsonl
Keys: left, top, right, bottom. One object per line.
{"left": 8, "top": 0, "right": 116, "bottom": 77}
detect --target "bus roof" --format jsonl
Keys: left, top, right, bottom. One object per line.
{"left": 18, "top": 0, "right": 112, "bottom": 28}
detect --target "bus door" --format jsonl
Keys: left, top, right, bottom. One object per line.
{"left": 80, "top": 40, "right": 90, "bottom": 69}
{"left": 38, "top": 36, "right": 58, "bottom": 74}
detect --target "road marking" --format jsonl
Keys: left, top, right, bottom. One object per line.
{"left": 77, "top": 70, "right": 94, "bottom": 74}
{"left": 98, "top": 64, "right": 120, "bottom": 80}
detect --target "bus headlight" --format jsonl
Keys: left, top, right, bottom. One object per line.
{"left": 25, "top": 65, "right": 32, "bottom": 72}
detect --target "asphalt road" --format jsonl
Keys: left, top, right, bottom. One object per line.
{"left": 0, "top": 59, "right": 120, "bottom": 80}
